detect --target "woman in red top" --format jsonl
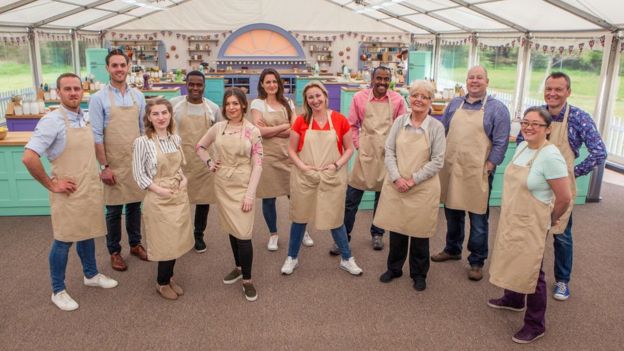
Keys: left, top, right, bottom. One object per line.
{"left": 280, "top": 81, "right": 363, "bottom": 276}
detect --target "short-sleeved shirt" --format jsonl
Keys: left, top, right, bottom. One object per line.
{"left": 511, "top": 141, "right": 568, "bottom": 203}
{"left": 250, "top": 98, "right": 295, "bottom": 115}
{"left": 25, "top": 106, "right": 87, "bottom": 161}
{"left": 291, "top": 110, "right": 351, "bottom": 154}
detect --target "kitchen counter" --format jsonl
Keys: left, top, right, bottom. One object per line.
{"left": 0, "top": 131, "right": 31, "bottom": 146}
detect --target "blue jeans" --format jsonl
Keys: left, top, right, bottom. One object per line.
{"left": 105, "top": 202, "right": 142, "bottom": 254}
{"left": 553, "top": 214, "right": 573, "bottom": 283}
{"left": 443, "top": 173, "right": 493, "bottom": 267}
{"left": 49, "top": 239, "right": 98, "bottom": 294}
{"left": 262, "top": 198, "right": 278, "bottom": 234}
{"left": 288, "top": 223, "right": 352, "bottom": 260}
{"left": 344, "top": 185, "right": 384, "bottom": 238}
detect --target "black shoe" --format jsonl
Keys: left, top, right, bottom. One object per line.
{"left": 413, "top": 277, "right": 427, "bottom": 291}
{"left": 379, "top": 270, "right": 402, "bottom": 283}
{"left": 194, "top": 237, "right": 207, "bottom": 253}
{"left": 329, "top": 243, "right": 340, "bottom": 256}
{"left": 372, "top": 235, "right": 384, "bottom": 250}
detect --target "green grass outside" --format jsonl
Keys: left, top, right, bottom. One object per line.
{"left": 1, "top": 61, "right": 88, "bottom": 91}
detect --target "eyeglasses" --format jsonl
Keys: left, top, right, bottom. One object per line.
{"left": 410, "top": 94, "right": 431, "bottom": 100}
{"left": 520, "top": 120, "right": 548, "bottom": 128}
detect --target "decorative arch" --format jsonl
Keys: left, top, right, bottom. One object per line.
{"left": 218, "top": 23, "right": 306, "bottom": 63}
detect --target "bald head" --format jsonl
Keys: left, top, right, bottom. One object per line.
{"left": 466, "top": 65, "right": 489, "bottom": 99}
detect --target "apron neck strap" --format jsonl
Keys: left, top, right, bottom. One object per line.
{"left": 308, "top": 110, "right": 334, "bottom": 131}
{"left": 368, "top": 89, "right": 393, "bottom": 112}
{"left": 513, "top": 141, "right": 550, "bottom": 166}
{"left": 108, "top": 86, "right": 137, "bottom": 107}
{"left": 459, "top": 95, "right": 488, "bottom": 110}
{"left": 58, "top": 106, "right": 70, "bottom": 128}
{"left": 184, "top": 98, "right": 209, "bottom": 128}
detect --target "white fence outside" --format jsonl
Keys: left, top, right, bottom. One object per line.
{"left": 606, "top": 118, "right": 624, "bottom": 163}
{"left": 0, "top": 88, "right": 36, "bottom": 126}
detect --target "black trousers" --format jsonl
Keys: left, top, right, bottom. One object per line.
{"left": 194, "top": 204, "right": 210, "bottom": 239}
{"left": 387, "top": 232, "right": 430, "bottom": 279}
{"left": 229, "top": 235, "right": 253, "bottom": 280}
{"left": 157, "top": 259, "right": 176, "bottom": 285}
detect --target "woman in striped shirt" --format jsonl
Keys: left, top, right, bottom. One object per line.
{"left": 132, "top": 98, "right": 194, "bottom": 300}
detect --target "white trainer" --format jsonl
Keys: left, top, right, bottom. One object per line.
{"left": 83, "top": 273, "right": 119, "bottom": 289}
{"left": 51, "top": 290, "right": 79, "bottom": 311}
{"left": 302, "top": 231, "right": 314, "bottom": 247}
{"left": 267, "top": 235, "right": 279, "bottom": 251}
{"left": 340, "top": 257, "right": 363, "bottom": 276}
{"left": 281, "top": 256, "right": 299, "bottom": 275}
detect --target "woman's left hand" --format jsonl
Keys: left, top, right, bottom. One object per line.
{"left": 321, "top": 163, "right": 338, "bottom": 172}
{"left": 242, "top": 197, "right": 254, "bottom": 212}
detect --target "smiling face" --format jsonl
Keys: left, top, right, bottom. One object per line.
{"left": 58, "top": 77, "right": 84, "bottom": 111}
{"left": 521, "top": 110, "right": 551, "bottom": 144}
{"left": 544, "top": 77, "right": 571, "bottom": 111}
{"left": 305, "top": 86, "right": 328, "bottom": 113}
{"left": 106, "top": 54, "right": 129, "bottom": 85}
{"left": 261, "top": 73, "right": 279, "bottom": 96}
{"left": 186, "top": 75, "right": 205, "bottom": 102}
{"left": 465, "top": 66, "right": 489, "bottom": 98}
{"left": 409, "top": 88, "right": 432, "bottom": 115}
{"left": 225, "top": 95, "right": 244, "bottom": 121}
{"left": 372, "top": 69, "right": 391, "bottom": 98}
{"left": 148, "top": 104, "right": 172, "bottom": 133}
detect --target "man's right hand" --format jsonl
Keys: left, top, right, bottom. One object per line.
{"left": 51, "top": 179, "right": 77, "bottom": 195}
{"left": 100, "top": 167, "right": 117, "bottom": 185}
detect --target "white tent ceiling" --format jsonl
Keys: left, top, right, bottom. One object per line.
{"left": 0, "top": 0, "right": 622, "bottom": 34}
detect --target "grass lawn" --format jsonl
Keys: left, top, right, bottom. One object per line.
{"left": 1, "top": 61, "right": 88, "bottom": 91}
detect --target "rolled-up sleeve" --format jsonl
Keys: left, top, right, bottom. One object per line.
{"left": 132, "top": 137, "right": 153, "bottom": 190}
{"left": 412, "top": 120, "right": 446, "bottom": 184}
{"left": 135, "top": 89, "right": 146, "bottom": 135}
{"left": 384, "top": 117, "right": 403, "bottom": 182}
{"left": 25, "top": 116, "right": 60, "bottom": 159}
{"left": 348, "top": 93, "right": 363, "bottom": 149}
{"left": 88, "top": 95, "right": 105, "bottom": 144}
{"left": 487, "top": 102, "right": 511, "bottom": 165}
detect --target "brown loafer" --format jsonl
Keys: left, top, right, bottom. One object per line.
{"left": 157, "top": 284, "right": 178, "bottom": 300}
{"left": 130, "top": 244, "right": 148, "bottom": 261}
{"left": 468, "top": 266, "right": 483, "bottom": 281}
{"left": 111, "top": 252, "right": 127, "bottom": 271}
{"left": 430, "top": 250, "right": 461, "bottom": 262}
{"left": 169, "top": 279, "right": 184, "bottom": 296}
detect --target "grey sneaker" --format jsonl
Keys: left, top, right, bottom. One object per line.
{"left": 372, "top": 235, "right": 384, "bottom": 250}
{"left": 223, "top": 268, "right": 242, "bottom": 284}
{"left": 243, "top": 282, "right": 257, "bottom": 302}
{"left": 329, "top": 243, "right": 340, "bottom": 256}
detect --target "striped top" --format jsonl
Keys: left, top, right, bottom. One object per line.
{"left": 132, "top": 134, "right": 183, "bottom": 190}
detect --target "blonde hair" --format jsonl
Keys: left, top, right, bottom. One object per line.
{"left": 144, "top": 98, "right": 175, "bottom": 138}
{"left": 408, "top": 80, "right": 436, "bottom": 99}
{"left": 302, "top": 81, "right": 329, "bottom": 124}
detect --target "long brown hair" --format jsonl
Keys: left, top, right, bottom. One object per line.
{"left": 222, "top": 87, "right": 248, "bottom": 121}
{"left": 301, "top": 81, "right": 329, "bottom": 125}
{"left": 144, "top": 98, "right": 175, "bottom": 138}
{"left": 257, "top": 68, "right": 293, "bottom": 122}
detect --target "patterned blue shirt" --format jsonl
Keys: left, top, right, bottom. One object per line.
{"left": 88, "top": 83, "right": 145, "bottom": 144}
{"left": 441, "top": 95, "right": 511, "bottom": 165}
{"left": 517, "top": 103, "right": 607, "bottom": 177}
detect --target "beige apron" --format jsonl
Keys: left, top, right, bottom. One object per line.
{"left": 439, "top": 97, "right": 491, "bottom": 214}
{"left": 104, "top": 90, "right": 145, "bottom": 205}
{"left": 256, "top": 100, "right": 291, "bottom": 198}
{"left": 178, "top": 100, "right": 216, "bottom": 204}
{"left": 373, "top": 122, "right": 440, "bottom": 237}
{"left": 290, "top": 112, "right": 348, "bottom": 230}
{"left": 548, "top": 104, "right": 576, "bottom": 234}
{"left": 143, "top": 137, "right": 193, "bottom": 261}
{"left": 489, "top": 143, "right": 552, "bottom": 294}
{"left": 214, "top": 120, "right": 255, "bottom": 239}
{"left": 349, "top": 91, "right": 393, "bottom": 191}
{"left": 49, "top": 109, "right": 106, "bottom": 242}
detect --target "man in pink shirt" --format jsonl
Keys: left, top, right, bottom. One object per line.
{"left": 331, "top": 67, "right": 406, "bottom": 254}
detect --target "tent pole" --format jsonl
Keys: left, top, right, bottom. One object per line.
{"left": 28, "top": 28, "right": 41, "bottom": 89}
{"left": 432, "top": 34, "right": 441, "bottom": 83}
{"left": 512, "top": 33, "right": 532, "bottom": 119}
{"left": 71, "top": 30, "right": 80, "bottom": 76}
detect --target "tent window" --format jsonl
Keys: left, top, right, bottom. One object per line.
{"left": 40, "top": 40, "right": 73, "bottom": 88}
{"left": 478, "top": 46, "right": 520, "bottom": 113}
{"left": 438, "top": 44, "right": 469, "bottom": 90}
{"left": 0, "top": 41, "right": 32, "bottom": 91}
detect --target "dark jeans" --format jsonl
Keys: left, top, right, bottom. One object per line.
{"left": 194, "top": 204, "right": 210, "bottom": 239}
{"left": 344, "top": 185, "right": 383, "bottom": 239}
{"left": 502, "top": 265, "right": 547, "bottom": 334}
{"left": 443, "top": 173, "right": 494, "bottom": 267}
{"left": 262, "top": 198, "right": 278, "bottom": 234}
{"left": 387, "top": 232, "right": 430, "bottom": 279}
{"left": 229, "top": 235, "right": 253, "bottom": 280}
{"left": 105, "top": 202, "right": 142, "bottom": 254}
{"left": 553, "top": 214, "right": 573, "bottom": 283}
{"left": 157, "top": 259, "right": 176, "bottom": 285}
{"left": 49, "top": 239, "right": 98, "bottom": 294}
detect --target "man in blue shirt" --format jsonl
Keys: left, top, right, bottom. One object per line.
{"left": 431, "top": 65, "right": 510, "bottom": 281}
{"left": 89, "top": 49, "right": 147, "bottom": 271}
{"left": 517, "top": 72, "right": 607, "bottom": 300}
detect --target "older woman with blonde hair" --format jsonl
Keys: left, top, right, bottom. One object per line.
{"left": 373, "top": 80, "right": 446, "bottom": 291}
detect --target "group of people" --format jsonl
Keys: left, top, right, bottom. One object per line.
{"left": 22, "top": 47, "right": 607, "bottom": 344}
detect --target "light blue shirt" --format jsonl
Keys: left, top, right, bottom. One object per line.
{"left": 25, "top": 106, "right": 87, "bottom": 161}
{"left": 511, "top": 142, "right": 568, "bottom": 203}
{"left": 88, "top": 83, "right": 146, "bottom": 144}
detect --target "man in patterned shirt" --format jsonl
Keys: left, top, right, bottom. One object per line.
{"left": 517, "top": 72, "right": 607, "bottom": 301}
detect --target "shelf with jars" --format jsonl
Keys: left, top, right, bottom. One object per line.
{"left": 111, "top": 40, "right": 161, "bottom": 67}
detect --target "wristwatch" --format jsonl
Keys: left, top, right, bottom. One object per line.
{"left": 99, "top": 164, "right": 109, "bottom": 171}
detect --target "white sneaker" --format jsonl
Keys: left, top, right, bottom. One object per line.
{"left": 302, "top": 231, "right": 314, "bottom": 247}
{"left": 84, "top": 273, "right": 119, "bottom": 289}
{"left": 267, "top": 235, "right": 279, "bottom": 251}
{"left": 340, "top": 257, "right": 363, "bottom": 276}
{"left": 281, "top": 256, "right": 299, "bottom": 275}
{"left": 51, "top": 290, "right": 79, "bottom": 311}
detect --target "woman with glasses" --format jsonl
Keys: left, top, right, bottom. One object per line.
{"left": 488, "top": 107, "right": 571, "bottom": 344}
{"left": 373, "top": 80, "right": 446, "bottom": 291}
